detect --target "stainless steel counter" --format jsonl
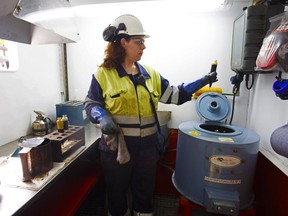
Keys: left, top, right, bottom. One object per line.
{"left": 0, "top": 123, "right": 101, "bottom": 216}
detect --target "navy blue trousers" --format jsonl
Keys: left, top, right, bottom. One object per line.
{"left": 100, "top": 139, "right": 159, "bottom": 216}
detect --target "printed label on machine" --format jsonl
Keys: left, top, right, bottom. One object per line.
{"left": 209, "top": 155, "right": 241, "bottom": 168}
{"left": 218, "top": 137, "right": 234, "bottom": 142}
{"left": 204, "top": 176, "right": 241, "bottom": 185}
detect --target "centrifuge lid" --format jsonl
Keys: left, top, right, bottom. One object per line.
{"left": 196, "top": 92, "right": 231, "bottom": 122}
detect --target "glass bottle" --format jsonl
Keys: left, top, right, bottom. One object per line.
{"left": 56, "top": 117, "right": 64, "bottom": 132}
{"left": 62, "top": 114, "right": 69, "bottom": 130}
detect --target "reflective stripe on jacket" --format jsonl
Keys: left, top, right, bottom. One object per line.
{"left": 84, "top": 62, "right": 201, "bottom": 140}
{"left": 94, "top": 63, "right": 161, "bottom": 137}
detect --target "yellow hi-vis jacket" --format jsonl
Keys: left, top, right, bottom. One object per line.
{"left": 95, "top": 64, "right": 161, "bottom": 137}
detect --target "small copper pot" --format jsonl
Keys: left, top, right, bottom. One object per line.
{"left": 18, "top": 138, "right": 53, "bottom": 182}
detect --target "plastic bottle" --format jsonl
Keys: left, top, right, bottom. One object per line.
{"left": 62, "top": 114, "right": 69, "bottom": 130}
{"left": 56, "top": 117, "right": 64, "bottom": 132}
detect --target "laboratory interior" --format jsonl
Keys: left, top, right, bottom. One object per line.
{"left": 0, "top": 0, "right": 288, "bottom": 216}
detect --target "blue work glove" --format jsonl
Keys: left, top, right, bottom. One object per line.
{"left": 183, "top": 71, "right": 218, "bottom": 95}
{"left": 90, "top": 106, "right": 120, "bottom": 134}
{"left": 202, "top": 71, "right": 218, "bottom": 86}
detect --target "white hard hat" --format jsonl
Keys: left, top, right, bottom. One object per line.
{"left": 103, "top": 14, "right": 149, "bottom": 42}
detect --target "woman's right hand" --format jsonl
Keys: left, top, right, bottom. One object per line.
{"left": 90, "top": 106, "right": 120, "bottom": 134}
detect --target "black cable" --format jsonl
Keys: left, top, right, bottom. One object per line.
{"left": 229, "top": 72, "right": 254, "bottom": 125}
{"left": 229, "top": 92, "right": 236, "bottom": 125}
{"left": 158, "top": 159, "right": 175, "bottom": 173}
{"left": 245, "top": 74, "right": 255, "bottom": 90}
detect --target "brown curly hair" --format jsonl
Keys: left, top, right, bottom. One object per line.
{"left": 100, "top": 36, "right": 130, "bottom": 69}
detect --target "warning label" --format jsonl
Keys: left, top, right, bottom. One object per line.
{"left": 218, "top": 137, "right": 234, "bottom": 142}
{"left": 189, "top": 130, "right": 200, "bottom": 136}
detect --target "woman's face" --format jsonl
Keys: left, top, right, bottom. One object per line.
{"left": 121, "top": 36, "right": 146, "bottom": 62}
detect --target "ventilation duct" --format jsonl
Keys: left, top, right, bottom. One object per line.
{"left": 0, "top": 0, "right": 80, "bottom": 44}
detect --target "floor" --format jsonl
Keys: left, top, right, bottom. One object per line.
{"left": 75, "top": 181, "right": 106, "bottom": 216}
{"left": 75, "top": 184, "right": 180, "bottom": 216}
{"left": 75, "top": 186, "right": 256, "bottom": 216}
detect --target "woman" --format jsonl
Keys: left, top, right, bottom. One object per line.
{"left": 84, "top": 14, "right": 217, "bottom": 216}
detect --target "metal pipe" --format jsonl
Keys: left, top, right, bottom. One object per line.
{"left": 63, "top": 43, "right": 69, "bottom": 101}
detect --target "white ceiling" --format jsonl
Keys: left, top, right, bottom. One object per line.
{"left": 69, "top": 0, "right": 158, "bottom": 6}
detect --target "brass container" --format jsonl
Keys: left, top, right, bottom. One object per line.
{"left": 32, "top": 110, "right": 50, "bottom": 136}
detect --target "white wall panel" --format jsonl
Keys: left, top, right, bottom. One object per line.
{"left": 0, "top": 44, "right": 62, "bottom": 145}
